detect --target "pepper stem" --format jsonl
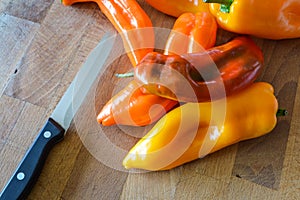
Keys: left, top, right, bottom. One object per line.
{"left": 276, "top": 109, "right": 288, "bottom": 117}
{"left": 202, "top": 0, "right": 233, "bottom": 13}
{"left": 115, "top": 72, "right": 134, "bottom": 78}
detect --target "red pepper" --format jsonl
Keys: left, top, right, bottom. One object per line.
{"left": 134, "top": 36, "right": 264, "bottom": 102}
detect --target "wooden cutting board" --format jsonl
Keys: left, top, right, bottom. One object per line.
{"left": 0, "top": 0, "right": 299, "bottom": 199}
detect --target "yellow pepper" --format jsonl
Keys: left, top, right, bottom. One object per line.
{"left": 123, "top": 82, "right": 281, "bottom": 171}
{"left": 204, "top": 0, "right": 300, "bottom": 39}
{"left": 145, "top": 0, "right": 210, "bottom": 17}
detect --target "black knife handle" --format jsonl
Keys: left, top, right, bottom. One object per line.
{"left": 0, "top": 118, "right": 65, "bottom": 200}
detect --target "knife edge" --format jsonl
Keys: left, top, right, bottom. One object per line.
{"left": 0, "top": 32, "right": 114, "bottom": 200}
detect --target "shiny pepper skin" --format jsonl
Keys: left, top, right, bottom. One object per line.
{"left": 164, "top": 12, "right": 217, "bottom": 54}
{"left": 145, "top": 0, "right": 210, "bottom": 17}
{"left": 97, "top": 12, "right": 217, "bottom": 126}
{"left": 204, "top": 0, "right": 300, "bottom": 40}
{"left": 97, "top": 81, "right": 178, "bottom": 126}
{"left": 123, "top": 82, "right": 279, "bottom": 171}
{"left": 134, "top": 36, "right": 264, "bottom": 102}
{"left": 62, "top": 0, "right": 154, "bottom": 66}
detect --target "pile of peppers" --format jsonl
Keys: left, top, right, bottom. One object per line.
{"left": 146, "top": 0, "right": 300, "bottom": 39}
{"left": 61, "top": 0, "right": 293, "bottom": 171}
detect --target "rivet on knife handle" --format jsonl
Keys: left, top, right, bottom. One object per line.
{"left": 0, "top": 32, "right": 114, "bottom": 200}
{"left": 0, "top": 118, "right": 65, "bottom": 200}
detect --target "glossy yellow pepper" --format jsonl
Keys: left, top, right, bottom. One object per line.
{"left": 123, "top": 82, "right": 281, "bottom": 171}
{"left": 204, "top": 0, "right": 300, "bottom": 39}
{"left": 145, "top": 0, "right": 210, "bottom": 17}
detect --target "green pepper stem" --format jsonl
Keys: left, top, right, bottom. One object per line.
{"left": 203, "top": 0, "right": 232, "bottom": 4}
{"left": 276, "top": 109, "right": 288, "bottom": 117}
{"left": 115, "top": 72, "right": 134, "bottom": 78}
{"left": 202, "top": 0, "right": 233, "bottom": 13}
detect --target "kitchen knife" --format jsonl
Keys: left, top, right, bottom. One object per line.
{"left": 0, "top": 32, "right": 114, "bottom": 200}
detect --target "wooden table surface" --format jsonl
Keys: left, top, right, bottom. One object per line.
{"left": 0, "top": 0, "right": 299, "bottom": 199}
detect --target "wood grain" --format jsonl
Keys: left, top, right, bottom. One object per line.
{"left": 0, "top": 95, "right": 25, "bottom": 148}
{"left": 224, "top": 177, "right": 282, "bottom": 200}
{"left": 61, "top": 146, "right": 128, "bottom": 200}
{"left": 0, "top": 13, "right": 39, "bottom": 95}
{"left": 0, "top": 0, "right": 299, "bottom": 199}
{"left": 279, "top": 76, "right": 300, "bottom": 199}
{"left": 4, "top": 1, "right": 100, "bottom": 107}
{"left": 28, "top": 126, "right": 83, "bottom": 200}
{"left": 233, "top": 38, "right": 300, "bottom": 190}
{"left": 0, "top": 0, "right": 54, "bottom": 23}
{"left": 0, "top": 96, "right": 46, "bottom": 190}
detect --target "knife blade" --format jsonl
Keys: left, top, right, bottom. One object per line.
{"left": 0, "top": 32, "right": 114, "bottom": 200}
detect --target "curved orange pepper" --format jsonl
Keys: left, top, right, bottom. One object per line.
{"left": 97, "top": 12, "right": 217, "bottom": 126}
{"left": 97, "top": 81, "right": 178, "bottom": 126}
{"left": 145, "top": 0, "right": 210, "bottom": 17}
{"left": 62, "top": 0, "right": 154, "bottom": 66}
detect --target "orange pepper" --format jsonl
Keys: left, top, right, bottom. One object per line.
{"left": 164, "top": 12, "right": 217, "bottom": 54}
{"left": 61, "top": 0, "right": 154, "bottom": 66}
{"left": 145, "top": 0, "right": 210, "bottom": 17}
{"left": 97, "top": 81, "right": 178, "bottom": 126}
{"left": 97, "top": 12, "right": 217, "bottom": 126}
{"left": 204, "top": 0, "right": 300, "bottom": 39}
{"left": 123, "top": 82, "right": 280, "bottom": 171}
